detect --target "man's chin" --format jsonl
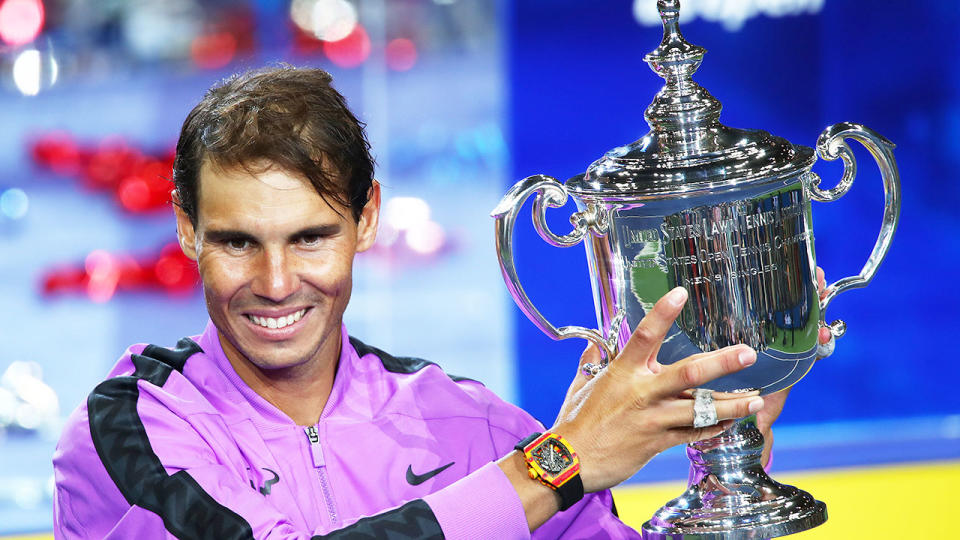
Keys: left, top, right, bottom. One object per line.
{"left": 240, "top": 347, "right": 314, "bottom": 372}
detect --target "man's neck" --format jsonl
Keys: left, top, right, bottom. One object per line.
{"left": 218, "top": 332, "right": 340, "bottom": 427}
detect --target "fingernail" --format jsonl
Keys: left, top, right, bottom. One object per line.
{"left": 738, "top": 348, "right": 757, "bottom": 366}
{"left": 665, "top": 287, "right": 687, "bottom": 308}
{"left": 748, "top": 397, "right": 764, "bottom": 414}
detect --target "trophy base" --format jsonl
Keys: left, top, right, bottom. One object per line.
{"left": 640, "top": 416, "right": 827, "bottom": 539}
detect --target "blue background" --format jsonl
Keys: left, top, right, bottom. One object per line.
{"left": 507, "top": 0, "right": 960, "bottom": 427}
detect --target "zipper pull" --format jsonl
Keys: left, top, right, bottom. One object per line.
{"left": 304, "top": 426, "right": 325, "bottom": 468}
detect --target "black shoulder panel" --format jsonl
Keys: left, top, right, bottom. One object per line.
{"left": 312, "top": 499, "right": 443, "bottom": 539}
{"left": 88, "top": 338, "right": 257, "bottom": 539}
{"left": 349, "top": 336, "right": 477, "bottom": 383}
{"left": 140, "top": 337, "right": 203, "bottom": 377}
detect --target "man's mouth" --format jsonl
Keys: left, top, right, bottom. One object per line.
{"left": 245, "top": 308, "right": 308, "bottom": 329}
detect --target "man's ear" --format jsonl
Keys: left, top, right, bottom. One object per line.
{"left": 172, "top": 190, "right": 199, "bottom": 261}
{"left": 355, "top": 181, "right": 381, "bottom": 253}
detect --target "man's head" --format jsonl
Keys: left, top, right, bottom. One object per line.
{"left": 172, "top": 66, "right": 380, "bottom": 376}
{"left": 173, "top": 65, "right": 374, "bottom": 224}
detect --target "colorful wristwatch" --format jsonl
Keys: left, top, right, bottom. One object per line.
{"left": 515, "top": 431, "right": 584, "bottom": 511}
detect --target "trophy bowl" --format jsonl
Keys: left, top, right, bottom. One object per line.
{"left": 492, "top": 1, "right": 900, "bottom": 538}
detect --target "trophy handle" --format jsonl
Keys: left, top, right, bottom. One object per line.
{"left": 491, "top": 174, "right": 617, "bottom": 367}
{"left": 807, "top": 122, "right": 902, "bottom": 339}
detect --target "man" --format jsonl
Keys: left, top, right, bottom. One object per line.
{"left": 53, "top": 66, "right": 821, "bottom": 539}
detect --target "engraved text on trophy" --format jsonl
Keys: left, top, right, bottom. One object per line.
{"left": 626, "top": 187, "right": 820, "bottom": 356}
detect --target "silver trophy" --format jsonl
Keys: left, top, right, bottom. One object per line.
{"left": 492, "top": 1, "right": 900, "bottom": 538}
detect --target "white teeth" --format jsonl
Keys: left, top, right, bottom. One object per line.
{"left": 247, "top": 309, "right": 306, "bottom": 329}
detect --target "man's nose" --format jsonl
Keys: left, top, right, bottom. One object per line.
{"left": 250, "top": 246, "right": 300, "bottom": 302}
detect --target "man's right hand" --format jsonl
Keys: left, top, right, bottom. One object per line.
{"left": 500, "top": 286, "right": 764, "bottom": 529}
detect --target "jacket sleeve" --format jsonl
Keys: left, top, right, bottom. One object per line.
{"left": 54, "top": 355, "right": 530, "bottom": 540}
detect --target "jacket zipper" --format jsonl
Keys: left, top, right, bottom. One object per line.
{"left": 305, "top": 425, "right": 339, "bottom": 527}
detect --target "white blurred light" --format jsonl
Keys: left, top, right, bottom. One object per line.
{"left": 312, "top": 0, "right": 357, "bottom": 41}
{"left": 633, "top": 0, "right": 824, "bottom": 31}
{"left": 376, "top": 224, "right": 399, "bottom": 247}
{"left": 123, "top": 0, "right": 201, "bottom": 59}
{"left": 405, "top": 221, "right": 446, "bottom": 255}
{"left": 0, "top": 388, "right": 15, "bottom": 426}
{"left": 14, "top": 480, "right": 42, "bottom": 509}
{"left": 0, "top": 361, "right": 59, "bottom": 432}
{"left": 0, "top": 188, "right": 28, "bottom": 219}
{"left": 85, "top": 250, "right": 120, "bottom": 302}
{"left": 291, "top": 0, "right": 358, "bottom": 42}
{"left": 12, "top": 48, "right": 58, "bottom": 96}
{"left": 289, "top": 0, "right": 314, "bottom": 31}
{"left": 384, "top": 197, "right": 431, "bottom": 231}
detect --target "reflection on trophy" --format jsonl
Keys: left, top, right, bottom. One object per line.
{"left": 492, "top": 0, "right": 900, "bottom": 537}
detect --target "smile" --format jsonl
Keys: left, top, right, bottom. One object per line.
{"left": 246, "top": 309, "right": 307, "bottom": 329}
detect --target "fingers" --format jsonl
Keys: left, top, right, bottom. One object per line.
{"left": 677, "top": 388, "right": 760, "bottom": 400}
{"left": 617, "top": 287, "right": 687, "bottom": 369}
{"left": 671, "top": 419, "right": 737, "bottom": 445}
{"left": 818, "top": 326, "right": 832, "bottom": 345}
{"left": 817, "top": 266, "right": 830, "bottom": 301}
{"left": 660, "top": 392, "right": 764, "bottom": 428}
{"left": 655, "top": 345, "right": 757, "bottom": 398}
{"left": 660, "top": 393, "right": 763, "bottom": 427}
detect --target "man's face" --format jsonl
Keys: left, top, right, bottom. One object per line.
{"left": 174, "top": 161, "right": 379, "bottom": 372}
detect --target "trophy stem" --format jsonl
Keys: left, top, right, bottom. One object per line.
{"left": 641, "top": 415, "right": 827, "bottom": 539}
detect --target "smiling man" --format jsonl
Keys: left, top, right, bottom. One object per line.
{"left": 179, "top": 161, "right": 375, "bottom": 428}
{"left": 51, "top": 67, "right": 802, "bottom": 539}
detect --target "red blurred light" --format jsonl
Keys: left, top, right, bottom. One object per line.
{"left": 385, "top": 38, "right": 417, "bottom": 71}
{"left": 0, "top": 0, "right": 44, "bottom": 46}
{"left": 85, "top": 140, "right": 140, "bottom": 190}
{"left": 323, "top": 25, "right": 370, "bottom": 68}
{"left": 154, "top": 255, "right": 185, "bottom": 287}
{"left": 191, "top": 32, "right": 237, "bottom": 70}
{"left": 118, "top": 176, "right": 151, "bottom": 211}
{"left": 154, "top": 242, "right": 197, "bottom": 292}
{"left": 30, "top": 132, "right": 81, "bottom": 175}
{"left": 41, "top": 266, "right": 85, "bottom": 295}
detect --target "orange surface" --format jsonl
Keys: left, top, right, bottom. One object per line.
{"left": 5, "top": 460, "right": 956, "bottom": 539}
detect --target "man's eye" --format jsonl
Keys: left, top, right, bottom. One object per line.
{"left": 299, "top": 235, "right": 323, "bottom": 247}
{"left": 227, "top": 239, "right": 250, "bottom": 251}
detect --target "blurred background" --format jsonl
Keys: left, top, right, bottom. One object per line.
{"left": 0, "top": 0, "right": 955, "bottom": 537}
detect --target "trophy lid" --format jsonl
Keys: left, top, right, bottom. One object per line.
{"left": 567, "top": 0, "right": 815, "bottom": 197}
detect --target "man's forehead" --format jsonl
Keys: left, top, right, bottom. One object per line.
{"left": 194, "top": 160, "right": 350, "bottom": 227}
{"left": 198, "top": 159, "right": 310, "bottom": 191}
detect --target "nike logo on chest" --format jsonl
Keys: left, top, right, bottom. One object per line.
{"left": 405, "top": 462, "right": 455, "bottom": 486}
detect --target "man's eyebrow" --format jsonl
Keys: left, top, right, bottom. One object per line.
{"left": 203, "top": 229, "right": 258, "bottom": 244}
{"left": 290, "top": 224, "right": 341, "bottom": 239}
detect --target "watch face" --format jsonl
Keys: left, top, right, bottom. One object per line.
{"left": 533, "top": 438, "right": 573, "bottom": 474}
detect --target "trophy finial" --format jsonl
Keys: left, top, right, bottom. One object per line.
{"left": 643, "top": 0, "right": 724, "bottom": 154}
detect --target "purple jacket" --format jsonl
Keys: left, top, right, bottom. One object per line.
{"left": 53, "top": 321, "right": 638, "bottom": 539}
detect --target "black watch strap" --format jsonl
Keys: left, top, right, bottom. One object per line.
{"left": 555, "top": 471, "right": 584, "bottom": 512}
{"left": 515, "top": 432, "right": 542, "bottom": 452}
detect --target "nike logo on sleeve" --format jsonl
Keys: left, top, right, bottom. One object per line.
{"left": 405, "top": 462, "right": 455, "bottom": 486}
